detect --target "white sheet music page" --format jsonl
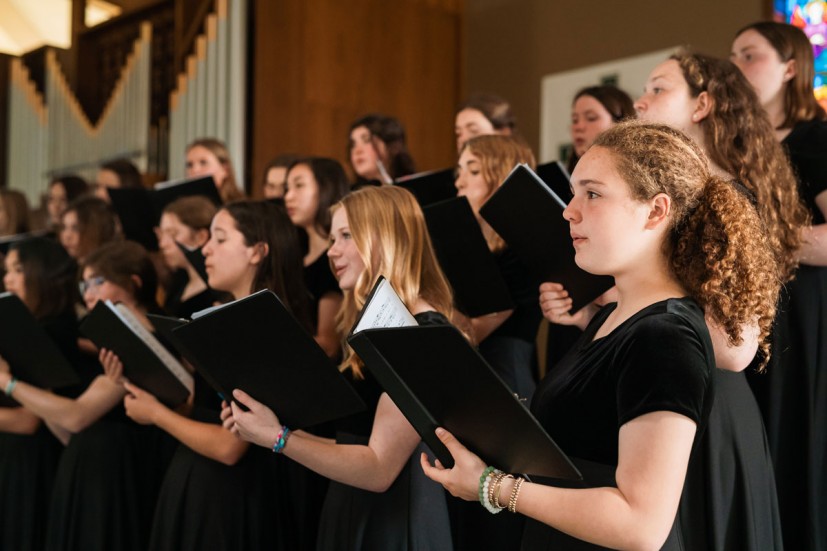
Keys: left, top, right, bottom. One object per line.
{"left": 108, "top": 301, "right": 195, "bottom": 393}
{"left": 352, "top": 277, "right": 418, "bottom": 335}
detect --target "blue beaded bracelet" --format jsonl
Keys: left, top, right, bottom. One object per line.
{"left": 272, "top": 426, "right": 290, "bottom": 454}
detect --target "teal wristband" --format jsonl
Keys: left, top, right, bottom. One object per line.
{"left": 272, "top": 426, "right": 290, "bottom": 454}
{"left": 4, "top": 376, "right": 18, "bottom": 397}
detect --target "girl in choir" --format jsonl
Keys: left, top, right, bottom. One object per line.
{"left": 186, "top": 137, "right": 246, "bottom": 203}
{"left": 262, "top": 154, "right": 299, "bottom": 200}
{"left": 424, "top": 120, "right": 780, "bottom": 551}
{"left": 0, "top": 240, "right": 171, "bottom": 551}
{"left": 0, "top": 238, "right": 79, "bottom": 551}
{"left": 157, "top": 196, "right": 218, "bottom": 319}
{"left": 630, "top": 51, "right": 808, "bottom": 550}
{"left": 0, "top": 188, "right": 31, "bottom": 236}
{"left": 284, "top": 157, "right": 349, "bottom": 358}
{"left": 731, "top": 21, "right": 827, "bottom": 550}
{"left": 348, "top": 114, "right": 416, "bottom": 186}
{"left": 58, "top": 195, "right": 121, "bottom": 262}
{"left": 454, "top": 92, "right": 517, "bottom": 151}
{"left": 455, "top": 134, "right": 541, "bottom": 400}
{"left": 121, "top": 200, "right": 311, "bottom": 551}
{"left": 46, "top": 175, "right": 89, "bottom": 231}
{"left": 566, "top": 85, "right": 635, "bottom": 173}
{"left": 94, "top": 158, "right": 143, "bottom": 201}
{"left": 224, "top": 185, "right": 456, "bottom": 551}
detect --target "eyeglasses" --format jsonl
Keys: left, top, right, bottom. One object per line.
{"left": 78, "top": 275, "right": 106, "bottom": 295}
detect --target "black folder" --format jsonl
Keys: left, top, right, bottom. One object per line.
{"left": 536, "top": 161, "right": 574, "bottom": 203}
{"left": 0, "top": 293, "right": 79, "bottom": 390}
{"left": 348, "top": 324, "right": 581, "bottom": 480}
{"left": 171, "top": 290, "right": 365, "bottom": 428}
{"left": 0, "top": 230, "right": 53, "bottom": 256}
{"left": 479, "top": 164, "right": 614, "bottom": 312}
{"left": 108, "top": 175, "right": 221, "bottom": 250}
{"left": 394, "top": 168, "right": 457, "bottom": 207}
{"left": 80, "top": 301, "right": 193, "bottom": 407}
{"left": 423, "top": 197, "right": 514, "bottom": 317}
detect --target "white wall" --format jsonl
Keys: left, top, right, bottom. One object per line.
{"left": 539, "top": 47, "right": 678, "bottom": 163}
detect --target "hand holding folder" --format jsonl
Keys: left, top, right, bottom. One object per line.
{"left": 171, "top": 290, "right": 365, "bottom": 429}
{"left": 347, "top": 280, "right": 581, "bottom": 480}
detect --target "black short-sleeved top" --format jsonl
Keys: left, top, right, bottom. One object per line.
{"left": 303, "top": 251, "right": 341, "bottom": 327}
{"left": 532, "top": 297, "right": 714, "bottom": 467}
{"left": 784, "top": 119, "right": 827, "bottom": 224}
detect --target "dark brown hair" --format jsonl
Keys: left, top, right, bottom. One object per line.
{"left": 286, "top": 157, "right": 350, "bottom": 236}
{"left": 456, "top": 93, "right": 517, "bottom": 134}
{"left": 567, "top": 85, "right": 636, "bottom": 173}
{"left": 83, "top": 241, "right": 159, "bottom": 313}
{"left": 348, "top": 114, "right": 416, "bottom": 181}
{"left": 222, "top": 201, "right": 313, "bottom": 332}
{"left": 62, "top": 196, "right": 121, "bottom": 260}
{"left": 99, "top": 158, "right": 143, "bottom": 189}
{"left": 162, "top": 196, "right": 218, "bottom": 232}
{"left": 11, "top": 237, "right": 78, "bottom": 320}
{"left": 736, "top": 21, "right": 827, "bottom": 126}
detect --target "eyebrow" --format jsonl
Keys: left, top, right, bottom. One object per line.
{"left": 573, "top": 179, "right": 607, "bottom": 187}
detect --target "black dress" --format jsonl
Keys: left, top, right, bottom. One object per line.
{"left": 45, "top": 353, "right": 173, "bottom": 551}
{"left": 479, "top": 248, "right": 542, "bottom": 401}
{"left": 522, "top": 298, "right": 714, "bottom": 550}
{"left": 148, "top": 373, "right": 285, "bottom": 551}
{"left": 164, "top": 269, "right": 216, "bottom": 320}
{"left": 316, "top": 311, "right": 454, "bottom": 551}
{"left": 0, "top": 313, "right": 76, "bottom": 551}
{"left": 748, "top": 118, "right": 827, "bottom": 551}
{"left": 679, "top": 369, "right": 783, "bottom": 550}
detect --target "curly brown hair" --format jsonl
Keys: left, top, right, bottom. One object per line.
{"left": 594, "top": 121, "right": 781, "bottom": 369}
{"left": 671, "top": 52, "right": 809, "bottom": 282}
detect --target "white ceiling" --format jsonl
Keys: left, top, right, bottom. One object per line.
{"left": 0, "top": 0, "right": 121, "bottom": 56}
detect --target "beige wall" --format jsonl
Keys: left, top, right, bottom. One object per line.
{"left": 464, "top": 0, "right": 770, "bottom": 154}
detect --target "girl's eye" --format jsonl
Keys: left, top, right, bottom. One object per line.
{"left": 587, "top": 191, "right": 599, "bottom": 199}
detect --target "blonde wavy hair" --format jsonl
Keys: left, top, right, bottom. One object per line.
{"left": 334, "top": 186, "right": 455, "bottom": 377}
{"left": 460, "top": 135, "right": 536, "bottom": 252}
{"left": 594, "top": 121, "right": 781, "bottom": 369}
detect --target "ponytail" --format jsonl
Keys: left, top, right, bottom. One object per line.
{"left": 670, "top": 177, "right": 780, "bottom": 369}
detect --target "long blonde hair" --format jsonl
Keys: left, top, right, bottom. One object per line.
{"left": 460, "top": 135, "right": 536, "bottom": 252}
{"left": 334, "top": 186, "right": 454, "bottom": 377}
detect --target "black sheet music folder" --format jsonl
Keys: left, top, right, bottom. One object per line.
{"left": 348, "top": 324, "right": 581, "bottom": 480}
{"left": 394, "top": 168, "right": 457, "bottom": 206}
{"left": 479, "top": 163, "right": 613, "bottom": 312}
{"left": 0, "top": 292, "right": 79, "bottom": 391}
{"left": 423, "top": 197, "right": 514, "bottom": 317}
{"left": 171, "top": 290, "right": 365, "bottom": 429}
{"left": 80, "top": 301, "right": 193, "bottom": 408}
{"left": 108, "top": 175, "right": 221, "bottom": 250}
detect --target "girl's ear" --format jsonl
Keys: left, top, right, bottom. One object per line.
{"left": 645, "top": 193, "right": 672, "bottom": 230}
{"left": 249, "top": 242, "right": 269, "bottom": 266}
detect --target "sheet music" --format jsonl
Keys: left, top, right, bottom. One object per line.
{"left": 352, "top": 278, "right": 418, "bottom": 334}
{"left": 108, "top": 301, "right": 194, "bottom": 393}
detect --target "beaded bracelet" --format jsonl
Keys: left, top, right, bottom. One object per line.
{"left": 508, "top": 476, "right": 525, "bottom": 513}
{"left": 492, "top": 472, "right": 513, "bottom": 510}
{"left": 272, "top": 426, "right": 290, "bottom": 454}
{"left": 479, "top": 466, "right": 506, "bottom": 514}
{"left": 4, "top": 377, "right": 17, "bottom": 397}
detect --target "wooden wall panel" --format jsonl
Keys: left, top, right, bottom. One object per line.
{"left": 250, "top": 0, "right": 463, "bottom": 196}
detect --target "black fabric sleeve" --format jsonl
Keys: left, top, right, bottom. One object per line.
{"left": 613, "top": 314, "right": 710, "bottom": 427}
